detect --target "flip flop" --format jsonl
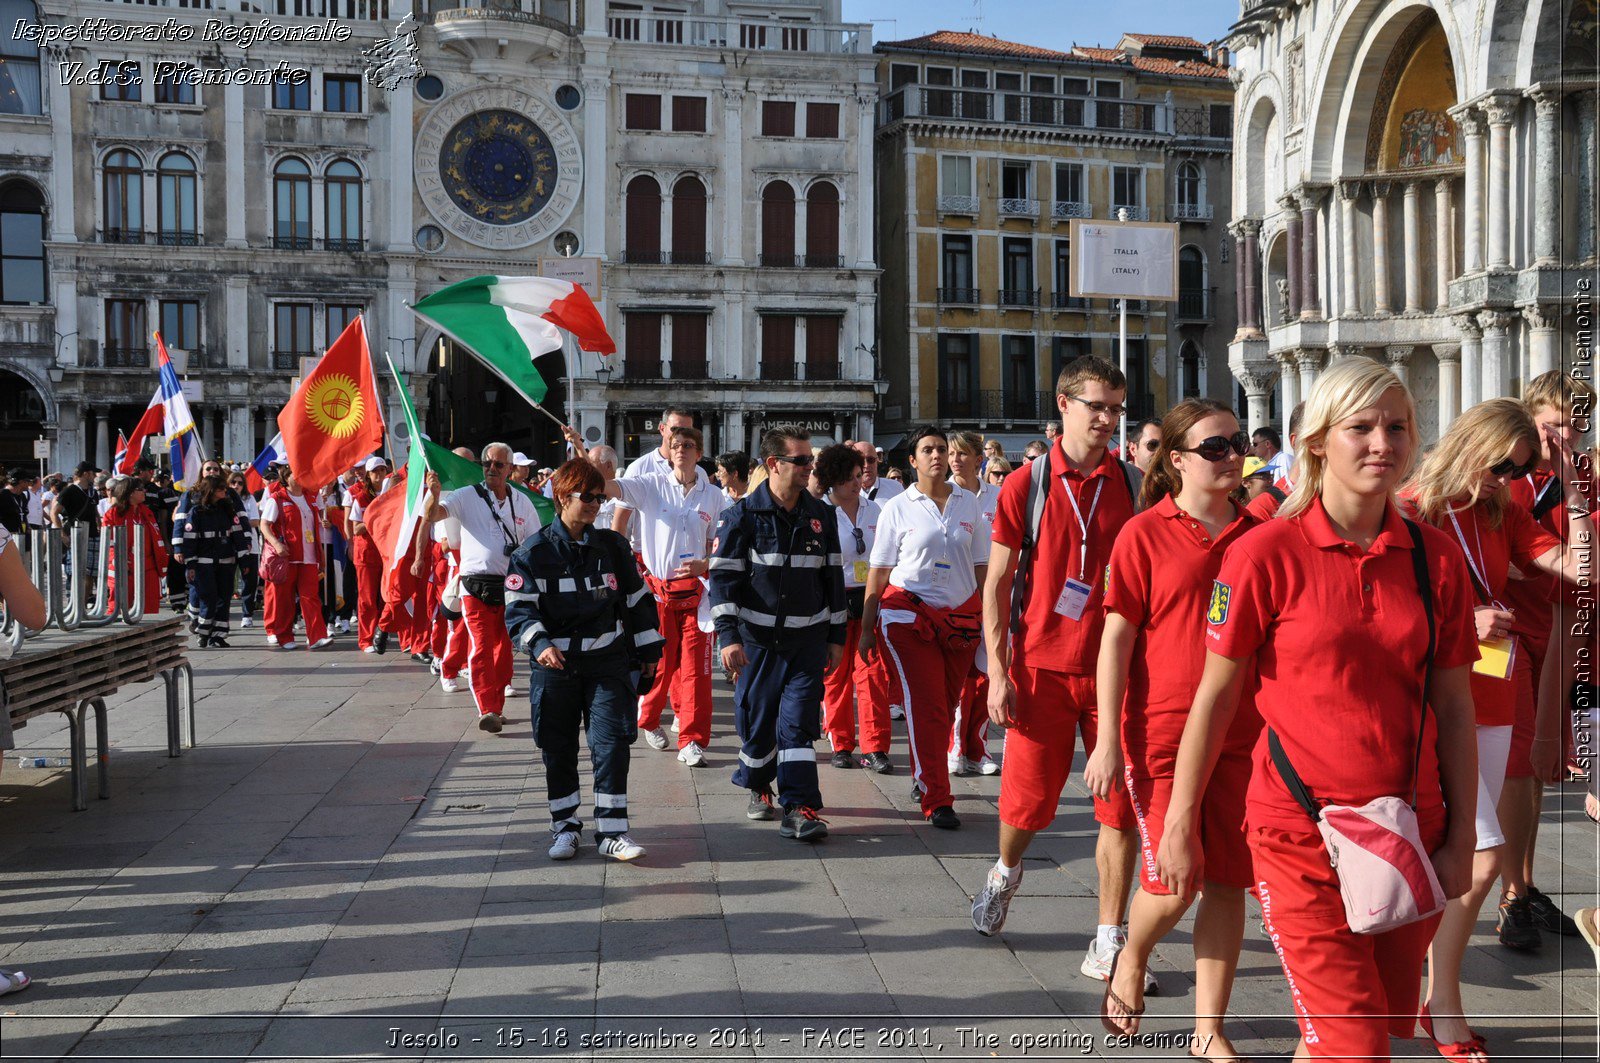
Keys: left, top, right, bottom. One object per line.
{"left": 1099, "top": 953, "right": 1144, "bottom": 1037}
{"left": 0, "top": 969, "right": 30, "bottom": 996}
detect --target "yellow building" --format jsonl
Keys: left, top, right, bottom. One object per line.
{"left": 875, "top": 30, "right": 1239, "bottom": 454}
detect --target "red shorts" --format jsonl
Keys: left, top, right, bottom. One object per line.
{"left": 1249, "top": 807, "right": 1446, "bottom": 1060}
{"left": 1125, "top": 746, "right": 1253, "bottom": 895}
{"left": 1505, "top": 646, "right": 1540, "bottom": 779}
{"left": 997, "top": 666, "right": 1133, "bottom": 833}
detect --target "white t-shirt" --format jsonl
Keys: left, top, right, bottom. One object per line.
{"left": 239, "top": 494, "right": 261, "bottom": 551}
{"left": 870, "top": 484, "right": 991, "bottom": 609}
{"left": 1265, "top": 450, "right": 1293, "bottom": 481}
{"left": 618, "top": 448, "right": 709, "bottom": 542}
{"left": 260, "top": 492, "right": 319, "bottom": 564}
{"left": 950, "top": 478, "right": 1002, "bottom": 544}
{"left": 615, "top": 471, "right": 724, "bottom": 580}
{"left": 25, "top": 489, "right": 42, "bottom": 526}
{"left": 830, "top": 494, "right": 881, "bottom": 590}
{"left": 440, "top": 484, "right": 540, "bottom": 577}
{"left": 864, "top": 478, "right": 904, "bottom": 504}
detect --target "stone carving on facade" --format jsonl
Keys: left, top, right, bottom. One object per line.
{"left": 1476, "top": 309, "right": 1515, "bottom": 334}
{"left": 1452, "top": 312, "right": 1482, "bottom": 340}
{"left": 1275, "top": 278, "right": 1291, "bottom": 325}
{"left": 1521, "top": 304, "right": 1558, "bottom": 331}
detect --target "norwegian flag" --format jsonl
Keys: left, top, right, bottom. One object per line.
{"left": 112, "top": 430, "right": 129, "bottom": 474}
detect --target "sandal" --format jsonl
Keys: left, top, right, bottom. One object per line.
{"left": 1099, "top": 953, "right": 1144, "bottom": 1037}
{"left": 1419, "top": 1002, "right": 1488, "bottom": 1063}
{"left": 1, "top": 969, "right": 30, "bottom": 996}
{"left": 1585, "top": 792, "right": 1598, "bottom": 825}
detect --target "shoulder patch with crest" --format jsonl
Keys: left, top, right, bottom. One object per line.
{"left": 810, "top": 519, "right": 822, "bottom": 533}
{"left": 1207, "top": 580, "right": 1232, "bottom": 625}
{"left": 505, "top": 574, "right": 524, "bottom": 592}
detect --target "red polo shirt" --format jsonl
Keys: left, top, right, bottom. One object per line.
{"left": 1504, "top": 473, "right": 1575, "bottom": 656}
{"left": 1104, "top": 495, "right": 1263, "bottom": 757}
{"left": 991, "top": 443, "right": 1138, "bottom": 674}
{"left": 1207, "top": 497, "right": 1478, "bottom": 833}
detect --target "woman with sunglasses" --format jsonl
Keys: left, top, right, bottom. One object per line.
{"left": 860, "top": 426, "right": 990, "bottom": 829}
{"left": 1157, "top": 359, "right": 1482, "bottom": 1062}
{"left": 1404, "top": 399, "right": 1592, "bottom": 1061}
{"left": 984, "top": 457, "right": 1012, "bottom": 486}
{"left": 1089, "top": 400, "right": 1261, "bottom": 1057}
{"left": 505, "top": 459, "right": 663, "bottom": 863}
{"left": 814, "top": 443, "right": 892, "bottom": 773}
{"left": 947, "top": 431, "right": 1003, "bottom": 777}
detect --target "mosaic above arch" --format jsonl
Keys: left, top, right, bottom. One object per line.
{"left": 1364, "top": 14, "right": 1460, "bottom": 173}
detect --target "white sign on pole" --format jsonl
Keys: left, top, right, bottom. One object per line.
{"left": 1068, "top": 220, "right": 1179, "bottom": 301}
{"left": 538, "top": 256, "right": 603, "bottom": 299}
{"left": 181, "top": 379, "right": 203, "bottom": 404}
{"left": 32, "top": 438, "right": 49, "bottom": 460}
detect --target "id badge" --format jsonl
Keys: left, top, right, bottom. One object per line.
{"left": 1473, "top": 634, "right": 1518, "bottom": 680}
{"left": 853, "top": 560, "right": 870, "bottom": 585}
{"left": 932, "top": 560, "right": 953, "bottom": 587}
{"left": 1053, "top": 577, "right": 1093, "bottom": 621}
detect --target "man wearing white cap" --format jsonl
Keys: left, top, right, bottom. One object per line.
{"left": 348, "top": 455, "right": 390, "bottom": 653}
{"left": 509, "top": 452, "right": 533, "bottom": 487}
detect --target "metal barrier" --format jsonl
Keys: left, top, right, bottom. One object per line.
{"left": 4, "top": 524, "right": 146, "bottom": 645}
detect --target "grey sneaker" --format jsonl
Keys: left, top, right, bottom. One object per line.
{"left": 972, "top": 865, "right": 1023, "bottom": 936}
{"left": 746, "top": 789, "right": 776, "bottom": 821}
{"left": 1082, "top": 929, "right": 1160, "bottom": 993}
{"left": 643, "top": 727, "right": 670, "bottom": 751}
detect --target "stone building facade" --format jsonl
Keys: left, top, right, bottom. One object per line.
{"left": 1225, "top": 0, "right": 1598, "bottom": 441}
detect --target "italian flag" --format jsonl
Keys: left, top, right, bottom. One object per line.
{"left": 410, "top": 276, "right": 615, "bottom": 407}
{"left": 377, "top": 356, "right": 555, "bottom": 581}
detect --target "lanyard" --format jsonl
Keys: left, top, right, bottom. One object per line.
{"left": 1060, "top": 476, "right": 1104, "bottom": 580}
{"left": 1446, "top": 508, "right": 1499, "bottom": 608}
{"left": 474, "top": 485, "right": 518, "bottom": 551}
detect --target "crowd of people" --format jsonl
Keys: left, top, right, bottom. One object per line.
{"left": 2, "top": 355, "right": 1597, "bottom": 1061}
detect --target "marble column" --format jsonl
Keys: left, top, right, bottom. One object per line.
{"left": 1579, "top": 91, "right": 1598, "bottom": 263}
{"left": 226, "top": 405, "right": 251, "bottom": 463}
{"left": 1240, "top": 219, "right": 1264, "bottom": 336}
{"left": 1455, "top": 314, "right": 1483, "bottom": 410}
{"left": 1530, "top": 88, "right": 1563, "bottom": 267}
{"left": 1434, "top": 343, "right": 1462, "bottom": 435}
{"left": 1338, "top": 181, "right": 1361, "bottom": 317}
{"left": 1283, "top": 196, "right": 1303, "bottom": 319}
{"left": 1235, "top": 363, "right": 1277, "bottom": 436}
{"left": 1402, "top": 182, "right": 1423, "bottom": 313}
{"left": 1434, "top": 177, "right": 1455, "bottom": 308}
{"left": 1523, "top": 304, "right": 1559, "bottom": 378}
{"left": 1371, "top": 183, "right": 1393, "bottom": 314}
{"left": 1477, "top": 310, "right": 1514, "bottom": 401}
{"left": 1299, "top": 187, "right": 1324, "bottom": 320}
{"left": 93, "top": 417, "right": 109, "bottom": 473}
{"left": 718, "top": 86, "right": 746, "bottom": 266}
{"left": 1385, "top": 345, "right": 1415, "bottom": 387}
{"left": 1484, "top": 96, "right": 1517, "bottom": 270}
{"left": 1275, "top": 349, "right": 1300, "bottom": 427}
{"left": 1297, "top": 347, "right": 1326, "bottom": 398}
{"left": 1453, "top": 104, "right": 1486, "bottom": 273}
{"left": 582, "top": 72, "right": 612, "bottom": 264}
{"left": 1233, "top": 222, "right": 1247, "bottom": 334}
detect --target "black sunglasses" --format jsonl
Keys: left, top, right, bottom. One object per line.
{"left": 481, "top": 459, "right": 509, "bottom": 469}
{"left": 772, "top": 454, "right": 815, "bottom": 468}
{"left": 568, "top": 491, "right": 606, "bottom": 504}
{"left": 851, "top": 527, "right": 866, "bottom": 557}
{"left": 1142, "top": 439, "right": 1160, "bottom": 452}
{"left": 1177, "top": 432, "right": 1251, "bottom": 462}
{"left": 1490, "top": 456, "right": 1535, "bottom": 480}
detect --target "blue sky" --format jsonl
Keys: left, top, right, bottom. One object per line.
{"left": 840, "top": 0, "right": 1242, "bottom": 52}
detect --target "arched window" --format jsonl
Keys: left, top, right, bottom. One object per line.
{"left": 156, "top": 152, "right": 196, "bottom": 246}
{"left": 761, "top": 181, "right": 795, "bottom": 267}
{"left": 102, "top": 149, "right": 143, "bottom": 243}
{"left": 1180, "top": 340, "right": 1202, "bottom": 399}
{"left": 1176, "top": 161, "right": 1202, "bottom": 211}
{"left": 1179, "top": 245, "right": 1206, "bottom": 319}
{"left": 273, "top": 157, "right": 311, "bottom": 250}
{"left": 804, "top": 181, "right": 840, "bottom": 267}
{"left": 0, "top": 0, "right": 41, "bottom": 115}
{"left": 324, "top": 159, "right": 362, "bottom": 250}
{"left": 0, "top": 179, "right": 45, "bottom": 304}
{"left": 670, "top": 176, "right": 706, "bottom": 264}
{"left": 624, "top": 175, "right": 661, "bottom": 263}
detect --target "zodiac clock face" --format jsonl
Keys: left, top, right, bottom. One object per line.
{"left": 415, "top": 87, "right": 582, "bottom": 250}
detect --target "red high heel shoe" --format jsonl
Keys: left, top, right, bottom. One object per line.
{"left": 1419, "top": 1002, "right": 1489, "bottom": 1062}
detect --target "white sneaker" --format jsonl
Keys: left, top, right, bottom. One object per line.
{"left": 598, "top": 834, "right": 645, "bottom": 861}
{"left": 977, "top": 755, "right": 1000, "bottom": 776}
{"left": 889, "top": 704, "right": 905, "bottom": 720}
{"left": 677, "top": 742, "right": 706, "bottom": 767}
{"left": 310, "top": 636, "right": 334, "bottom": 650}
{"left": 670, "top": 716, "right": 680, "bottom": 734}
{"left": 264, "top": 635, "right": 279, "bottom": 647}
{"left": 503, "top": 684, "right": 515, "bottom": 697}
{"left": 948, "top": 754, "right": 970, "bottom": 777}
{"left": 363, "top": 645, "right": 378, "bottom": 654}
{"left": 643, "top": 727, "right": 669, "bottom": 751}
{"left": 440, "top": 677, "right": 460, "bottom": 693}
{"left": 276, "top": 641, "right": 298, "bottom": 651}
{"left": 1081, "top": 929, "right": 1159, "bottom": 992}
{"left": 240, "top": 616, "right": 253, "bottom": 629}
{"left": 548, "top": 831, "right": 580, "bottom": 861}
{"left": 335, "top": 618, "right": 351, "bottom": 635}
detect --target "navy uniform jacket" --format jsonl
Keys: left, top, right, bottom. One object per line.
{"left": 504, "top": 519, "right": 664, "bottom": 673}
{"left": 179, "top": 502, "right": 249, "bottom": 565}
{"left": 707, "top": 482, "right": 847, "bottom": 650}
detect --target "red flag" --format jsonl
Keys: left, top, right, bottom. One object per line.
{"left": 277, "top": 315, "right": 385, "bottom": 493}
{"left": 119, "top": 398, "right": 164, "bottom": 474}
{"left": 363, "top": 467, "right": 420, "bottom": 602}
{"left": 544, "top": 283, "right": 616, "bottom": 356}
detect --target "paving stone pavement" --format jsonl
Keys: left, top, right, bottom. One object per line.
{"left": 0, "top": 630, "right": 1595, "bottom": 1061}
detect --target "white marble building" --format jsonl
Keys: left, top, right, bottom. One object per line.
{"left": 1224, "top": 0, "right": 1597, "bottom": 441}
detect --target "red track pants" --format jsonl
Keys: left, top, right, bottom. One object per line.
{"left": 822, "top": 617, "right": 891, "bottom": 754}
{"left": 352, "top": 533, "right": 384, "bottom": 649}
{"left": 637, "top": 605, "right": 712, "bottom": 747}
{"left": 878, "top": 588, "right": 980, "bottom": 815}
{"left": 264, "top": 562, "right": 327, "bottom": 647}
{"left": 950, "top": 668, "right": 990, "bottom": 761}
{"left": 461, "top": 593, "right": 512, "bottom": 717}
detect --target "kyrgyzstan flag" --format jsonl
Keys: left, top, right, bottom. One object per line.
{"left": 410, "top": 275, "right": 614, "bottom": 408}
{"left": 277, "top": 314, "right": 385, "bottom": 493}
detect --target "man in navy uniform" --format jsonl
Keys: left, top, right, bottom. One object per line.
{"left": 708, "top": 427, "right": 847, "bottom": 841}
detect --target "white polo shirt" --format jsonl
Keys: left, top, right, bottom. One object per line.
{"left": 863, "top": 477, "right": 904, "bottom": 504}
{"left": 259, "top": 492, "right": 319, "bottom": 564}
{"left": 829, "top": 493, "right": 881, "bottom": 590}
{"left": 870, "top": 484, "right": 991, "bottom": 609}
{"left": 615, "top": 471, "right": 723, "bottom": 580}
{"left": 440, "top": 484, "right": 540, "bottom": 577}
{"left": 950, "top": 478, "right": 1002, "bottom": 544}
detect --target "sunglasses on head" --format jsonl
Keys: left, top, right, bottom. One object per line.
{"left": 772, "top": 454, "right": 814, "bottom": 468}
{"left": 1489, "top": 456, "right": 1534, "bottom": 480}
{"left": 568, "top": 491, "right": 606, "bottom": 504}
{"left": 1177, "top": 432, "right": 1251, "bottom": 462}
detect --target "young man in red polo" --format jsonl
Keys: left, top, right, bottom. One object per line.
{"left": 969, "top": 355, "right": 1151, "bottom": 990}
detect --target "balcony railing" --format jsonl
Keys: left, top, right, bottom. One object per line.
{"left": 155, "top": 230, "right": 199, "bottom": 246}
{"left": 1052, "top": 200, "right": 1091, "bottom": 220}
{"left": 803, "top": 253, "right": 845, "bottom": 268}
{"left": 273, "top": 350, "right": 306, "bottom": 370}
{"left": 1177, "top": 288, "right": 1214, "bottom": 322}
{"left": 102, "top": 345, "right": 149, "bottom": 368}
{"left": 999, "top": 288, "right": 1040, "bottom": 308}
{"left": 938, "top": 194, "right": 979, "bottom": 215}
{"left": 607, "top": 12, "right": 869, "bottom": 53}
{"left": 621, "top": 250, "right": 713, "bottom": 265}
{"left": 99, "top": 228, "right": 145, "bottom": 244}
{"left": 759, "top": 360, "right": 798, "bottom": 381}
{"left": 1111, "top": 205, "right": 1150, "bottom": 221}
{"left": 1053, "top": 292, "right": 1091, "bottom": 310}
{"left": 624, "top": 358, "right": 662, "bottom": 378}
{"left": 1172, "top": 105, "right": 1230, "bottom": 139}
{"left": 937, "top": 389, "right": 975, "bottom": 419}
{"left": 938, "top": 286, "right": 979, "bottom": 305}
{"left": 273, "top": 234, "right": 312, "bottom": 251}
{"left": 321, "top": 236, "right": 368, "bottom": 252}
{"left": 999, "top": 198, "right": 1039, "bottom": 218}
{"left": 882, "top": 87, "right": 1159, "bottom": 135}
{"left": 1170, "top": 202, "right": 1215, "bottom": 221}
{"left": 759, "top": 253, "right": 803, "bottom": 268}
{"left": 977, "top": 389, "right": 1047, "bottom": 422}
{"left": 669, "top": 358, "right": 707, "bottom": 379}
{"left": 807, "top": 360, "right": 840, "bottom": 381}
{"left": 431, "top": 1, "right": 571, "bottom": 32}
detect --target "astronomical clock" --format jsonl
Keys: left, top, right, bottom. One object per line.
{"left": 415, "top": 86, "right": 583, "bottom": 250}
